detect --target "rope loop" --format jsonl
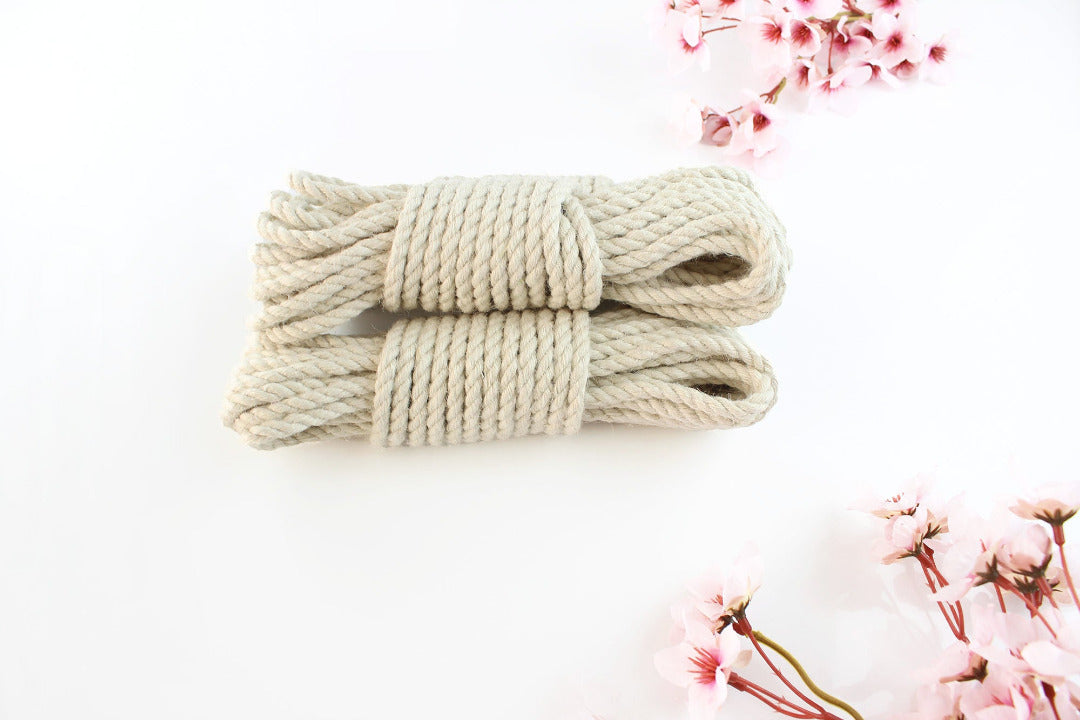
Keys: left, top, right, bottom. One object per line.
{"left": 223, "top": 308, "right": 776, "bottom": 449}
{"left": 252, "top": 167, "right": 788, "bottom": 344}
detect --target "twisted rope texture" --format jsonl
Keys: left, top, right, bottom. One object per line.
{"left": 253, "top": 167, "right": 790, "bottom": 343}
{"left": 224, "top": 308, "right": 777, "bottom": 449}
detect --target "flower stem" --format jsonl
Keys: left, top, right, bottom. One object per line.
{"left": 1045, "top": 682, "right": 1063, "bottom": 720}
{"left": 731, "top": 673, "right": 821, "bottom": 719}
{"left": 738, "top": 619, "right": 827, "bottom": 714}
{"left": 761, "top": 77, "right": 787, "bottom": 104}
{"left": 751, "top": 631, "right": 865, "bottom": 720}
{"left": 1054, "top": 534, "right": 1080, "bottom": 608}
{"left": 995, "top": 585, "right": 1008, "bottom": 611}
{"left": 996, "top": 577, "right": 1059, "bottom": 638}
{"left": 1039, "top": 577, "right": 1061, "bottom": 610}
{"left": 918, "top": 552, "right": 966, "bottom": 639}
{"left": 920, "top": 562, "right": 964, "bottom": 640}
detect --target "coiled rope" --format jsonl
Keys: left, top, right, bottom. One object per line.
{"left": 252, "top": 167, "right": 789, "bottom": 344}
{"left": 225, "top": 307, "right": 777, "bottom": 449}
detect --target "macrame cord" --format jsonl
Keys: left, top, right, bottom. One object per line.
{"left": 225, "top": 167, "right": 789, "bottom": 448}
{"left": 226, "top": 308, "right": 777, "bottom": 449}
{"left": 253, "top": 167, "right": 789, "bottom": 344}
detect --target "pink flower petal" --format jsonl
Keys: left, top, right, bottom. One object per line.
{"left": 1022, "top": 641, "right": 1080, "bottom": 678}
{"left": 654, "top": 644, "right": 695, "bottom": 687}
{"left": 688, "top": 682, "right": 724, "bottom": 720}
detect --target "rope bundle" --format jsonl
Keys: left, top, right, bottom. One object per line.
{"left": 253, "top": 167, "right": 789, "bottom": 344}
{"left": 224, "top": 167, "right": 788, "bottom": 449}
{"left": 225, "top": 308, "right": 777, "bottom": 449}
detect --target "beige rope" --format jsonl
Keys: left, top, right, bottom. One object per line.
{"left": 252, "top": 167, "right": 790, "bottom": 344}
{"left": 224, "top": 308, "right": 777, "bottom": 449}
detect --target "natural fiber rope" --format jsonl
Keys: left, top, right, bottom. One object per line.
{"left": 252, "top": 167, "right": 789, "bottom": 344}
{"left": 224, "top": 307, "right": 777, "bottom": 449}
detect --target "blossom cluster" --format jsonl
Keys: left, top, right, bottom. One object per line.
{"left": 656, "top": 0, "right": 949, "bottom": 167}
{"left": 868, "top": 482, "right": 1080, "bottom": 720}
{"left": 653, "top": 482, "right": 1080, "bottom": 720}
{"left": 655, "top": 548, "right": 862, "bottom": 720}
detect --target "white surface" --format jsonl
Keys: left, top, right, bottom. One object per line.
{"left": 2, "top": 1, "right": 1079, "bottom": 718}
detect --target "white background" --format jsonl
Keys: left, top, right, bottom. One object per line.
{"left": 2, "top": 1, "right": 1079, "bottom": 718}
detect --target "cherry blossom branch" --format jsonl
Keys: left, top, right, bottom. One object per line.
{"left": 762, "top": 77, "right": 787, "bottom": 104}
{"left": 1052, "top": 526, "right": 1080, "bottom": 608}
{"left": 751, "top": 631, "right": 865, "bottom": 720}
{"left": 919, "top": 550, "right": 966, "bottom": 638}
{"left": 735, "top": 617, "right": 829, "bottom": 716}
{"left": 657, "top": 0, "right": 949, "bottom": 167}
{"left": 922, "top": 563, "right": 959, "bottom": 627}
{"left": 731, "top": 673, "right": 822, "bottom": 719}
{"left": 920, "top": 561, "right": 965, "bottom": 641}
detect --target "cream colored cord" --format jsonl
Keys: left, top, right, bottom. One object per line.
{"left": 252, "top": 167, "right": 790, "bottom": 344}
{"left": 224, "top": 308, "right": 777, "bottom": 449}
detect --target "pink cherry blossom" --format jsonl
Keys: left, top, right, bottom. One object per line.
{"left": 744, "top": 8, "right": 794, "bottom": 74}
{"left": 670, "top": 96, "right": 705, "bottom": 145}
{"left": 809, "top": 62, "right": 872, "bottom": 114}
{"left": 956, "top": 667, "right": 1038, "bottom": 720}
{"left": 702, "top": 108, "right": 738, "bottom": 147}
{"left": 790, "top": 59, "right": 822, "bottom": 91}
{"left": 668, "top": 7, "right": 711, "bottom": 73}
{"left": 727, "top": 94, "right": 784, "bottom": 161}
{"left": 921, "top": 34, "right": 951, "bottom": 83}
{"left": 933, "top": 527, "right": 1012, "bottom": 603}
{"left": 849, "top": 55, "right": 901, "bottom": 87}
{"left": 878, "top": 505, "right": 949, "bottom": 564}
{"left": 655, "top": 623, "right": 751, "bottom": 720}
{"left": 687, "top": 547, "right": 763, "bottom": 629}
{"left": 880, "top": 512, "right": 926, "bottom": 564}
{"left": 871, "top": 12, "right": 925, "bottom": 67}
{"left": 936, "top": 641, "right": 989, "bottom": 683}
{"left": 788, "top": 18, "right": 823, "bottom": 57}
{"left": 858, "top": 476, "right": 932, "bottom": 519}
{"left": 999, "top": 524, "right": 1053, "bottom": 577}
{"left": 892, "top": 58, "right": 921, "bottom": 80}
{"left": 1021, "top": 640, "right": 1080, "bottom": 682}
{"left": 912, "top": 681, "right": 964, "bottom": 720}
{"left": 668, "top": 597, "right": 713, "bottom": 644}
{"left": 825, "top": 22, "right": 875, "bottom": 65}
{"left": 967, "top": 605, "right": 1046, "bottom": 673}
{"left": 1045, "top": 566, "right": 1076, "bottom": 606}
{"left": 1012, "top": 485, "right": 1080, "bottom": 528}
{"left": 649, "top": 0, "right": 674, "bottom": 38}
{"left": 967, "top": 603, "right": 1080, "bottom": 685}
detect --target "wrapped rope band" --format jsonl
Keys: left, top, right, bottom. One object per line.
{"left": 372, "top": 309, "right": 591, "bottom": 446}
{"left": 254, "top": 167, "right": 790, "bottom": 343}
{"left": 225, "top": 308, "right": 777, "bottom": 449}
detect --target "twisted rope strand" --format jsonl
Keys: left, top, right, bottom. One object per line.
{"left": 224, "top": 308, "right": 777, "bottom": 449}
{"left": 251, "top": 168, "right": 789, "bottom": 344}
